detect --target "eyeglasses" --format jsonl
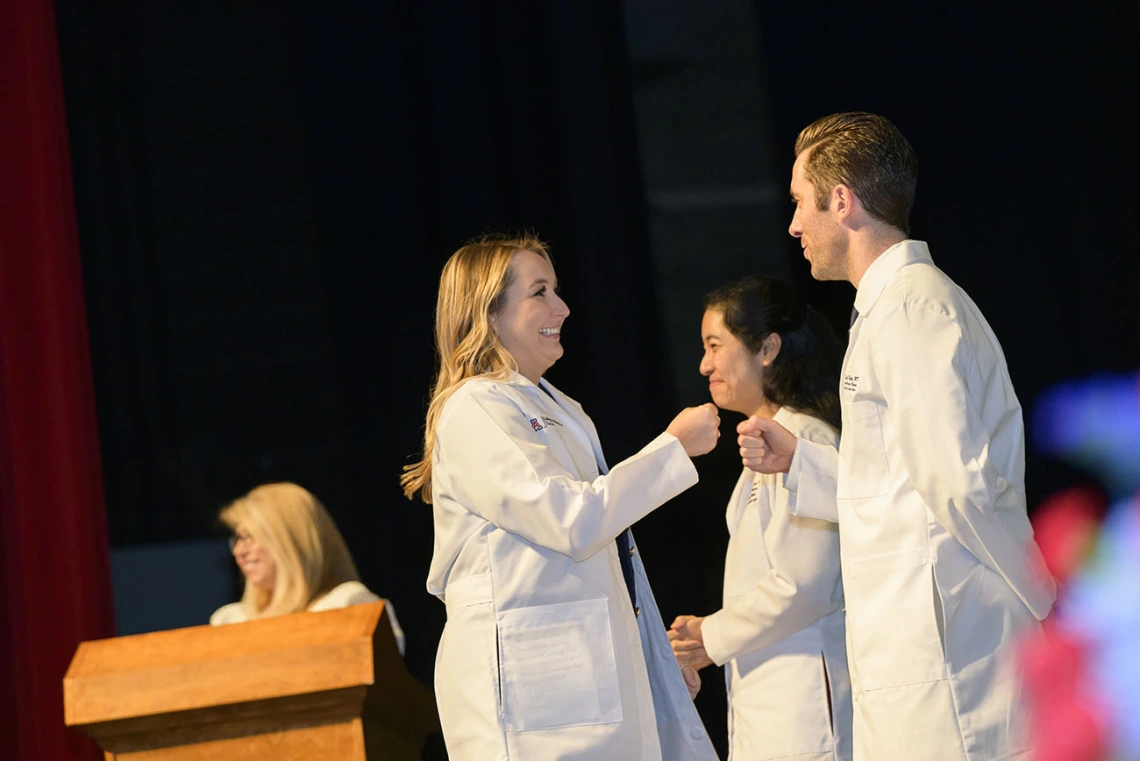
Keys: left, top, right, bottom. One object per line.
{"left": 228, "top": 532, "right": 257, "bottom": 551}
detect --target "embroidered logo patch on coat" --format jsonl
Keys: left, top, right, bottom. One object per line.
{"left": 530, "top": 417, "right": 544, "bottom": 431}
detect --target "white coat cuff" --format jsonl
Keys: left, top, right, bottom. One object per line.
{"left": 782, "top": 439, "right": 838, "bottom": 523}
{"left": 654, "top": 431, "right": 700, "bottom": 492}
{"left": 698, "top": 610, "right": 731, "bottom": 667}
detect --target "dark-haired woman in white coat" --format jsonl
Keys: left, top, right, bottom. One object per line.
{"left": 670, "top": 276, "right": 852, "bottom": 761}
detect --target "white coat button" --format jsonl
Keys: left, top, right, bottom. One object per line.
{"left": 689, "top": 727, "right": 704, "bottom": 740}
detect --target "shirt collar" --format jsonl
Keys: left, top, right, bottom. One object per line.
{"left": 853, "top": 239, "right": 933, "bottom": 317}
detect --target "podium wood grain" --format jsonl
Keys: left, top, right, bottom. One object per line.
{"left": 63, "top": 601, "right": 438, "bottom": 760}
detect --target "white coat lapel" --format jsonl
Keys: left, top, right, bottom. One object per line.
{"left": 725, "top": 469, "right": 753, "bottom": 536}
{"left": 539, "top": 379, "right": 609, "bottom": 476}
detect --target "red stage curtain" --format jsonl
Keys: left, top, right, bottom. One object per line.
{"left": 0, "top": 0, "right": 116, "bottom": 759}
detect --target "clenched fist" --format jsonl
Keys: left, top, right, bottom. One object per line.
{"left": 737, "top": 415, "right": 797, "bottom": 474}
{"left": 666, "top": 403, "right": 721, "bottom": 457}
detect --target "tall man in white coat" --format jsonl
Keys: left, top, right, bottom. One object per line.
{"left": 739, "top": 112, "right": 1057, "bottom": 761}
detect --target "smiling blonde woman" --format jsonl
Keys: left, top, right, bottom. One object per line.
{"left": 403, "top": 233, "right": 722, "bottom": 761}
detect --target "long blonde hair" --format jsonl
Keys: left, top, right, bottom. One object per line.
{"left": 400, "top": 232, "right": 551, "bottom": 503}
{"left": 219, "top": 482, "right": 361, "bottom": 618}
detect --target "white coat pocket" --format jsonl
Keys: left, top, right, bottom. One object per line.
{"left": 844, "top": 549, "right": 946, "bottom": 691}
{"left": 497, "top": 598, "right": 623, "bottom": 732}
{"left": 838, "top": 401, "right": 890, "bottom": 499}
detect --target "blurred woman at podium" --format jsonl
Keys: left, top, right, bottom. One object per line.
{"left": 209, "top": 482, "right": 406, "bottom": 656}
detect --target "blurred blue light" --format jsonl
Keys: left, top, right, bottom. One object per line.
{"left": 1032, "top": 372, "right": 1140, "bottom": 498}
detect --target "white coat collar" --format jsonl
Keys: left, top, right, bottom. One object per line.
{"left": 853, "top": 239, "right": 933, "bottom": 318}
{"left": 495, "top": 370, "right": 583, "bottom": 413}
{"left": 499, "top": 370, "right": 585, "bottom": 416}
{"left": 772, "top": 405, "right": 795, "bottom": 428}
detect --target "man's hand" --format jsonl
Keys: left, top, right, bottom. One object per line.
{"left": 737, "top": 415, "right": 797, "bottom": 474}
{"left": 668, "top": 614, "right": 713, "bottom": 670}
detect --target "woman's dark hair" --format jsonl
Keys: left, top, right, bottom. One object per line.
{"left": 704, "top": 275, "right": 843, "bottom": 431}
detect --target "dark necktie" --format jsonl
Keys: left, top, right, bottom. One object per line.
{"left": 616, "top": 529, "right": 637, "bottom": 613}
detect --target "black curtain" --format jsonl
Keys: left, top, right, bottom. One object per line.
{"left": 752, "top": 0, "right": 1140, "bottom": 509}
{"left": 55, "top": 3, "right": 681, "bottom": 748}
{"left": 285, "top": 0, "right": 683, "bottom": 712}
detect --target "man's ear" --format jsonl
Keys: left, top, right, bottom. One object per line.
{"left": 831, "top": 184, "right": 858, "bottom": 222}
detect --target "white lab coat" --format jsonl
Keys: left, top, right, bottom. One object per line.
{"left": 701, "top": 407, "right": 851, "bottom": 761}
{"left": 786, "top": 240, "right": 1056, "bottom": 761}
{"left": 427, "top": 372, "right": 718, "bottom": 761}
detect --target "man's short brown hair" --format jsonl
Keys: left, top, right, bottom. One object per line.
{"left": 795, "top": 112, "right": 918, "bottom": 235}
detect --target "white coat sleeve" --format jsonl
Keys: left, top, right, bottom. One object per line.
{"left": 434, "top": 385, "right": 699, "bottom": 562}
{"left": 702, "top": 474, "right": 843, "bottom": 665}
{"left": 874, "top": 302, "right": 1055, "bottom": 619}
{"left": 783, "top": 439, "right": 840, "bottom": 523}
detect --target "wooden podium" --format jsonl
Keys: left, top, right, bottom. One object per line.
{"left": 63, "top": 601, "right": 440, "bottom": 760}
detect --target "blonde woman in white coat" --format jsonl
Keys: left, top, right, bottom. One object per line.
{"left": 670, "top": 275, "right": 852, "bottom": 761}
{"left": 401, "top": 233, "right": 722, "bottom": 761}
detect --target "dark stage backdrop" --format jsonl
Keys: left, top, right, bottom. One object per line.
{"left": 751, "top": 0, "right": 1140, "bottom": 507}
{"left": 53, "top": 0, "right": 693, "bottom": 756}
{"left": 42, "top": 0, "right": 1140, "bottom": 759}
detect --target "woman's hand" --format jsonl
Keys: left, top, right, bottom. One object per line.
{"left": 680, "top": 663, "right": 701, "bottom": 701}
{"left": 666, "top": 403, "right": 721, "bottom": 457}
{"left": 668, "top": 614, "right": 714, "bottom": 670}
